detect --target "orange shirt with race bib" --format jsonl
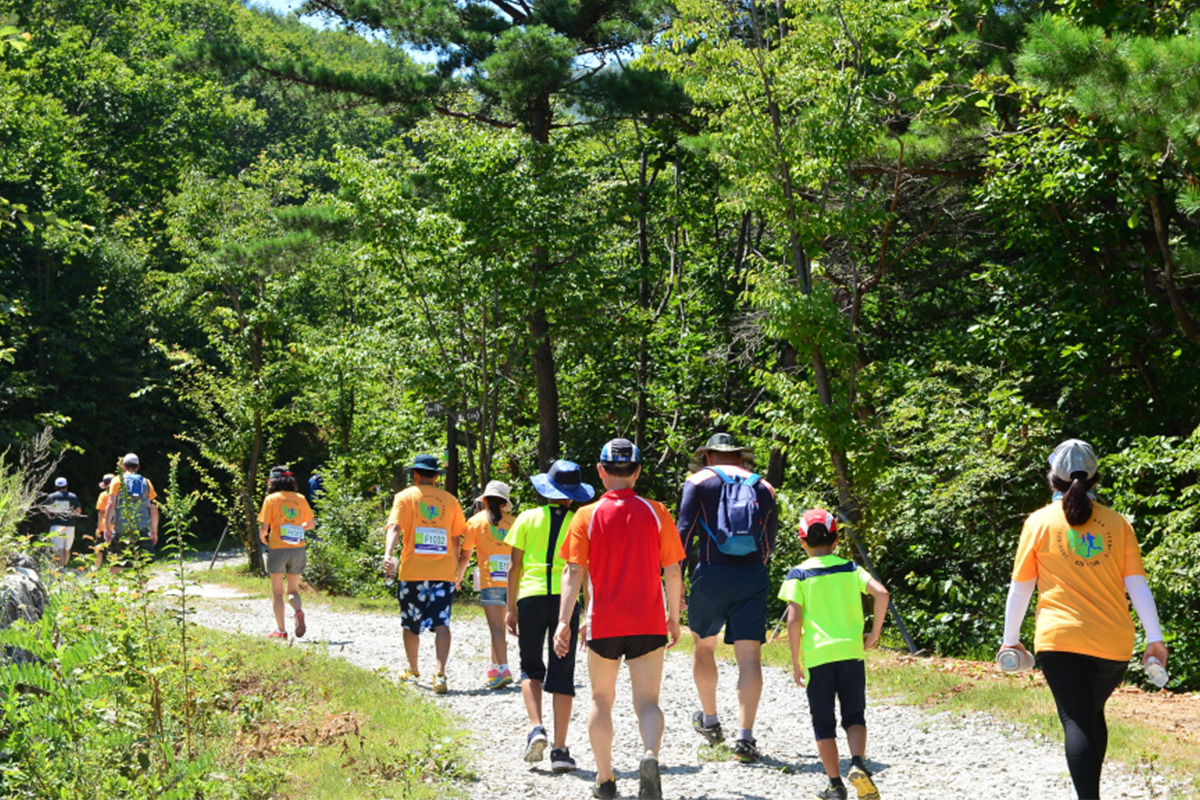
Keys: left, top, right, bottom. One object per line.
{"left": 1013, "top": 501, "right": 1147, "bottom": 662}
{"left": 463, "top": 510, "right": 515, "bottom": 590}
{"left": 389, "top": 484, "right": 467, "bottom": 583}
{"left": 257, "top": 491, "right": 314, "bottom": 549}
{"left": 560, "top": 488, "right": 685, "bottom": 641}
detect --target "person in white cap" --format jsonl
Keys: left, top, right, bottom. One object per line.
{"left": 45, "top": 477, "right": 82, "bottom": 567}
{"left": 457, "top": 480, "right": 517, "bottom": 689}
{"left": 1002, "top": 439, "right": 1168, "bottom": 800}
{"left": 105, "top": 453, "right": 159, "bottom": 564}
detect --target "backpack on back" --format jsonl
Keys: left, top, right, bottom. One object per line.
{"left": 113, "top": 473, "right": 151, "bottom": 533}
{"left": 700, "top": 466, "right": 764, "bottom": 557}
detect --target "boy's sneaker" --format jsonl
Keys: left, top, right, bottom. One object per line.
{"left": 638, "top": 753, "right": 662, "bottom": 800}
{"left": 549, "top": 747, "right": 577, "bottom": 772}
{"left": 847, "top": 763, "right": 879, "bottom": 800}
{"left": 432, "top": 673, "right": 448, "bottom": 694}
{"left": 814, "top": 785, "right": 848, "bottom": 800}
{"left": 293, "top": 609, "right": 306, "bottom": 638}
{"left": 732, "top": 737, "right": 759, "bottom": 763}
{"left": 691, "top": 710, "right": 723, "bottom": 743}
{"left": 267, "top": 630, "right": 287, "bottom": 639}
{"left": 592, "top": 779, "right": 617, "bottom": 799}
{"left": 524, "top": 725, "right": 548, "bottom": 762}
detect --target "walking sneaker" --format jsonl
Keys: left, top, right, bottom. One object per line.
{"left": 432, "top": 673, "right": 448, "bottom": 694}
{"left": 400, "top": 669, "right": 420, "bottom": 683}
{"left": 592, "top": 778, "right": 617, "bottom": 799}
{"left": 638, "top": 752, "right": 663, "bottom": 800}
{"left": 813, "top": 785, "right": 848, "bottom": 800}
{"left": 486, "top": 669, "right": 513, "bottom": 690}
{"left": 293, "top": 609, "right": 306, "bottom": 638}
{"left": 524, "top": 725, "right": 548, "bottom": 763}
{"left": 732, "top": 737, "right": 759, "bottom": 763}
{"left": 495, "top": 667, "right": 513, "bottom": 688}
{"left": 549, "top": 747, "right": 578, "bottom": 773}
{"left": 847, "top": 763, "right": 879, "bottom": 800}
{"left": 691, "top": 710, "right": 724, "bottom": 743}
{"left": 267, "top": 630, "right": 287, "bottom": 639}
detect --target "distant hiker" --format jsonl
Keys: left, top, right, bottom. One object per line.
{"left": 258, "top": 466, "right": 315, "bottom": 639}
{"left": 781, "top": 509, "right": 887, "bottom": 800}
{"left": 458, "top": 480, "right": 516, "bottom": 690}
{"left": 45, "top": 477, "right": 82, "bottom": 568}
{"left": 504, "top": 460, "right": 593, "bottom": 771}
{"left": 382, "top": 454, "right": 467, "bottom": 694}
{"left": 555, "top": 439, "right": 684, "bottom": 800}
{"left": 1002, "top": 440, "right": 1167, "bottom": 800}
{"left": 307, "top": 470, "right": 324, "bottom": 505}
{"left": 105, "top": 453, "right": 159, "bottom": 564}
{"left": 676, "top": 432, "right": 778, "bottom": 762}
{"left": 93, "top": 472, "right": 114, "bottom": 569}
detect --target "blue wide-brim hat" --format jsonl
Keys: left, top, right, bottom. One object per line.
{"left": 406, "top": 454, "right": 444, "bottom": 473}
{"left": 531, "top": 459, "right": 594, "bottom": 502}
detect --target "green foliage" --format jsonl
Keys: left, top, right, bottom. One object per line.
{"left": 304, "top": 461, "right": 391, "bottom": 598}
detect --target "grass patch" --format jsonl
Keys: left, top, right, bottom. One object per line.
{"left": 195, "top": 625, "right": 471, "bottom": 800}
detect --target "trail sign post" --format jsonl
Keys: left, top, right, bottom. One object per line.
{"left": 424, "top": 403, "right": 481, "bottom": 496}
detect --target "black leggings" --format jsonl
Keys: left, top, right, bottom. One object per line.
{"left": 1039, "top": 650, "right": 1128, "bottom": 800}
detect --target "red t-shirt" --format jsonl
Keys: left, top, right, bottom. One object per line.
{"left": 560, "top": 488, "right": 685, "bottom": 641}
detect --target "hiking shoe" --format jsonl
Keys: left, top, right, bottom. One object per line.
{"left": 524, "top": 725, "right": 548, "bottom": 763}
{"left": 732, "top": 737, "right": 759, "bottom": 763}
{"left": 638, "top": 752, "right": 662, "bottom": 800}
{"left": 814, "top": 785, "right": 848, "bottom": 800}
{"left": 691, "top": 710, "right": 723, "bottom": 743}
{"left": 592, "top": 778, "right": 617, "bottom": 799}
{"left": 400, "top": 669, "right": 420, "bottom": 683}
{"left": 268, "top": 630, "right": 287, "bottom": 639}
{"left": 549, "top": 747, "right": 578, "bottom": 773}
{"left": 847, "top": 764, "right": 879, "bottom": 800}
{"left": 432, "top": 673, "right": 448, "bottom": 694}
{"left": 293, "top": 609, "right": 306, "bottom": 638}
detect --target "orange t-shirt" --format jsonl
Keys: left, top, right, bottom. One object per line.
{"left": 388, "top": 484, "right": 467, "bottom": 583}
{"left": 96, "top": 493, "right": 110, "bottom": 534}
{"left": 463, "top": 509, "right": 515, "bottom": 590}
{"left": 1012, "top": 501, "right": 1146, "bottom": 661}
{"left": 560, "top": 489, "right": 686, "bottom": 640}
{"left": 257, "top": 491, "right": 315, "bottom": 549}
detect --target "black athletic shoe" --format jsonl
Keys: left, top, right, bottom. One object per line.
{"left": 592, "top": 778, "right": 617, "bottom": 799}
{"left": 813, "top": 785, "right": 848, "bottom": 800}
{"left": 524, "top": 725, "right": 548, "bottom": 763}
{"left": 638, "top": 753, "right": 662, "bottom": 800}
{"left": 549, "top": 747, "right": 578, "bottom": 773}
{"left": 732, "top": 737, "right": 759, "bottom": 763}
{"left": 691, "top": 710, "right": 723, "bottom": 743}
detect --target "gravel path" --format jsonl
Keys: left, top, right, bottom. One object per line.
{"left": 184, "top": 584, "right": 1177, "bottom": 800}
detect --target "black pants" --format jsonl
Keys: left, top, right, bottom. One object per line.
{"left": 1039, "top": 650, "right": 1128, "bottom": 800}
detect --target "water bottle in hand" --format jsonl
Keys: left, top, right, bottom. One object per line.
{"left": 996, "top": 646, "right": 1035, "bottom": 673}
{"left": 1146, "top": 657, "right": 1169, "bottom": 688}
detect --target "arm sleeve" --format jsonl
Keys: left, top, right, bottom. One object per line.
{"left": 676, "top": 480, "right": 699, "bottom": 555}
{"left": 1003, "top": 578, "right": 1036, "bottom": 646}
{"left": 761, "top": 484, "right": 778, "bottom": 554}
{"left": 256, "top": 497, "right": 270, "bottom": 524}
{"left": 559, "top": 510, "right": 590, "bottom": 565}
{"left": 1125, "top": 575, "right": 1164, "bottom": 643}
{"left": 655, "top": 502, "right": 686, "bottom": 566}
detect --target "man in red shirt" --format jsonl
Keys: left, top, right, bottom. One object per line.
{"left": 554, "top": 438, "right": 684, "bottom": 800}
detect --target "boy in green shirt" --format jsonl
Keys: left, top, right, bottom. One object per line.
{"left": 780, "top": 509, "right": 889, "bottom": 800}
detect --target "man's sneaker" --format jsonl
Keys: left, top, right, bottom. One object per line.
{"left": 267, "top": 630, "right": 287, "bottom": 639}
{"left": 814, "top": 785, "right": 848, "bottom": 800}
{"left": 638, "top": 752, "right": 662, "bottom": 800}
{"left": 691, "top": 710, "right": 723, "bottom": 743}
{"left": 524, "top": 725, "right": 548, "bottom": 762}
{"left": 400, "top": 669, "right": 420, "bottom": 683}
{"left": 293, "top": 609, "right": 306, "bottom": 638}
{"left": 847, "top": 764, "right": 879, "bottom": 800}
{"left": 432, "top": 673, "right": 448, "bottom": 694}
{"left": 549, "top": 747, "right": 578, "bottom": 773}
{"left": 732, "top": 737, "right": 759, "bottom": 763}
{"left": 592, "top": 778, "right": 617, "bottom": 799}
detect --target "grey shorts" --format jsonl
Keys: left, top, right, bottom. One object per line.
{"left": 266, "top": 547, "right": 307, "bottom": 575}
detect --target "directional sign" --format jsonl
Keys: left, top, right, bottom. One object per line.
{"left": 424, "top": 402, "right": 480, "bottom": 424}
{"left": 425, "top": 401, "right": 449, "bottom": 417}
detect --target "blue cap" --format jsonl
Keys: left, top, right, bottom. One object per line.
{"left": 530, "top": 460, "right": 595, "bottom": 502}
{"left": 599, "top": 438, "right": 641, "bottom": 464}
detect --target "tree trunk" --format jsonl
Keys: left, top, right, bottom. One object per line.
{"left": 529, "top": 91, "right": 559, "bottom": 469}
{"left": 1147, "top": 190, "right": 1200, "bottom": 354}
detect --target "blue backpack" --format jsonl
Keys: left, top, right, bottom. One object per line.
{"left": 700, "top": 467, "right": 763, "bottom": 557}
{"left": 114, "top": 473, "right": 152, "bottom": 533}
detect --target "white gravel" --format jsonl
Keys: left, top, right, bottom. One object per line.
{"left": 182, "top": 580, "right": 1180, "bottom": 800}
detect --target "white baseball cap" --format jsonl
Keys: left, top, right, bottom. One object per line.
{"left": 123, "top": 453, "right": 139, "bottom": 466}
{"left": 1049, "top": 439, "right": 1098, "bottom": 482}
{"left": 54, "top": 477, "right": 67, "bottom": 488}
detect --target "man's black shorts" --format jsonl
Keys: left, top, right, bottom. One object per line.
{"left": 587, "top": 634, "right": 667, "bottom": 662}
{"left": 687, "top": 562, "right": 769, "bottom": 643}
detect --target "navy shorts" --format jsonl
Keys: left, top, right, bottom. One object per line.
{"left": 805, "top": 659, "right": 867, "bottom": 740}
{"left": 396, "top": 580, "right": 455, "bottom": 634}
{"left": 588, "top": 634, "right": 667, "bottom": 662}
{"left": 686, "top": 562, "right": 769, "bottom": 643}
{"left": 517, "top": 594, "right": 579, "bottom": 695}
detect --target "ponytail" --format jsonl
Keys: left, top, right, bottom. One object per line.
{"left": 1049, "top": 471, "right": 1098, "bottom": 527}
{"left": 485, "top": 496, "right": 504, "bottom": 526}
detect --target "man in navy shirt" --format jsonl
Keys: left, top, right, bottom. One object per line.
{"left": 677, "top": 433, "right": 778, "bottom": 763}
{"left": 45, "top": 477, "right": 82, "bottom": 567}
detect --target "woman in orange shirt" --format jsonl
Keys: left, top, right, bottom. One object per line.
{"left": 1002, "top": 440, "right": 1168, "bottom": 800}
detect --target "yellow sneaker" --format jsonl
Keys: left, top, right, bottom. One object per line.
{"left": 400, "top": 669, "right": 420, "bottom": 684}
{"left": 432, "top": 672, "right": 448, "bottom": 694}
{"left": 847, "top": 764, "right": 879, "bottom": 800}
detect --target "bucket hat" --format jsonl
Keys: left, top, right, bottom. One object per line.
{"left": 476, "top": 480, "right": 513, "bottom": 506}
{"left": 406, "top": 454, "right": 444, "bottom": 474}
{"left": 1049, "top": 439, "right": 1098, "bottom": 482}
{"left": 689, "top": 432, "right": 755, "bottom": 471}
{"left": 531, "top": 460, "right": 594, "bottom": 502}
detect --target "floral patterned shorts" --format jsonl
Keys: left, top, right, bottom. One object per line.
{"left": 396, "top": 580, "right": 456, "bottom": 634}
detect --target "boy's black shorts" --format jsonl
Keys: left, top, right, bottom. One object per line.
{"left": 805, "top": 658, "right": 866, "bottom": 740}
{"left": 517, "top": 594, "right": 579, "bottom": 695}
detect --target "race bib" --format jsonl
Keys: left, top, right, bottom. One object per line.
{"left": 488, "top": 554, "right": 510, "bottom": 581}
{"left": 414, "top": 526, "right": 448, "bottom": 554}
{"left": 279, "top": 524, "right": 305, "bottom": 545}
{"left": 51, "top": 500, "right": 71, "bottom": 513}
